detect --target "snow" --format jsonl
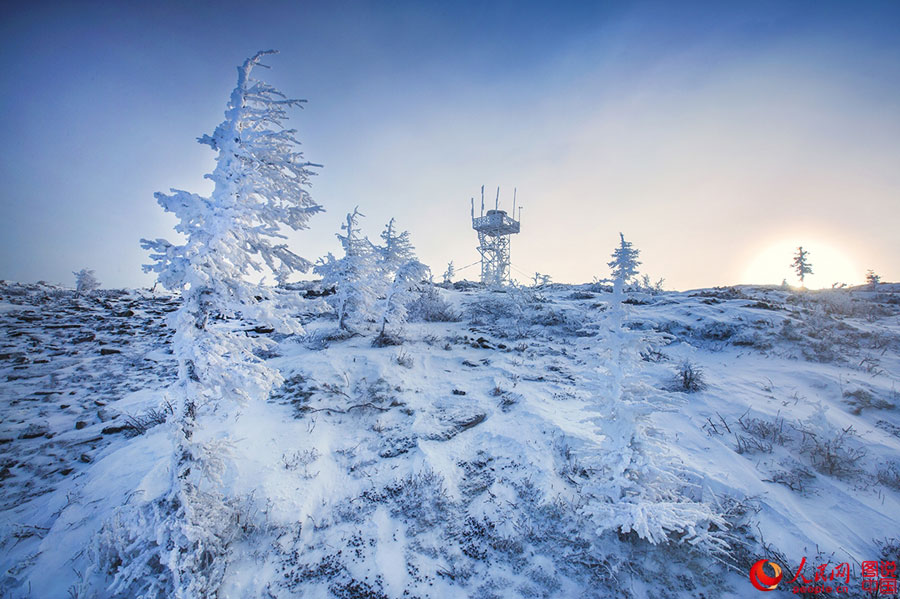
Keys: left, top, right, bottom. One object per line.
{"left": 2, "top": 280, "right": 899, "bottom": 597}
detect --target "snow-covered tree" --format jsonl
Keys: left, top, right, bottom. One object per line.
{"left": 577, "top": 243, "right": 725, "bottom": 556}
{"left": 73, "top": 268, "right": 101, "bottom": 295}
{"left": 531, "top": 272, "right": 551, "bottom": 287}
{"left": 640, "top": 274, "right": 665, "bottom": 293}
{"left": 608, "top": 232, "right": 641, "bottom": 300}
{"left": 377, "top": 259, "right": 429, "bottom": 340}
{"left": 373, "top": 219, "right": 428, "bottom": 340}
{"left": 104, "top": 50, "right": 321, "bottom": 598}
{"left": 792, "top": 246, "right": 813, "bottom": 287}
{"left": 866, "top": 269, "right": 881, "bottom": 286}
{"left": 377, "top": 218, "right": 416, "bottom": 275}
{"left": 314, "top": 208, "right": 379, "bottom": 331}
{"left": 579, "top": 266, "right": 727, "bottom": 557}
{"left": 442, "top": 261, "right": 455, "bottom": 285}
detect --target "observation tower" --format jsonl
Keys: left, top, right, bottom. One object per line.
{"left": 470, "top": 186, "right": 521, "bottom": 286}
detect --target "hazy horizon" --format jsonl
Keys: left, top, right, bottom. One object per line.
{"left": 2, "top": 1, "right": 898, "bottom": 290}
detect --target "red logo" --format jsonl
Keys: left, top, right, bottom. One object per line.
{"left": 750, "top": 559, "right": 783, "bottom": 591}
{"left": 748, "top": 555, "right": 895, "bottom": 594}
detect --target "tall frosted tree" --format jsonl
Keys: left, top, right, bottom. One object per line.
{"left": 101, "top": 51, "right": 322, "bottom": 598}
{"left": 792, "top": 246, "right": 813, "bottom": 287}
{"left": 608, "top": 232, "right": 641, "bottom": 300}
{"left": 580, "top": 238, "right": 725, "bottom": 558}
{"left": 314, "top": 208, "right": 379, "bottom": 331}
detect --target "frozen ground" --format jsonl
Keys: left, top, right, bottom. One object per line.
{"left": 1, "top": 280, "right": 899, "bottom": 598}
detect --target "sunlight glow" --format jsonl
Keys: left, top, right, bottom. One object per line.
{"left": 742, "top": 239, "right": 861, "bottom": 289}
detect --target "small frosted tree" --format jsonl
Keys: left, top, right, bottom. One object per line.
{"left": 73, "top": 268, "right": 101, "bottom": 295}
{"left": 442, "top": 261, "right": 455, "bottom": 285}
{"left": 640, "top": 274, "right": 665, "bottom": 293}
{"left": 608, "top": 232, "right": 641, "bottom": 300}
{"left": 377, "top": 259, "right": 429, "bottom": 341}
{"left": 866, "top": 269, "right": 881, "bottom": 286}
{"left": 792, "top": 246, "right": 814, "bottom": 287}
{"left": 314, "top": 208, "right": 379, "bottom": 331}
{"left": 102, "top": 51, "right": 322, "bottom": 598}
{"left": 373, "top": 219, "right": 428, "bottom": 340}
{"left": 531, "top": 272, "right": 551, "bottom": 287}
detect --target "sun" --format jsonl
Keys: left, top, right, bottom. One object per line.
{"left": 742, "top": 239, "right": 861, "bottom": 289}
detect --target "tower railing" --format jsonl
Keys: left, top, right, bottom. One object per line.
{"left": 472, "top": 211, "right": 520, "bottom": 235}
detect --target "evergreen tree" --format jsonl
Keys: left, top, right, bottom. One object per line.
{"left": 377, "top": 259, "right": 429, "bottom": 339}
{"left": 792, "top": 246, "right": 814, "bottom": 287}
{"left": 608, "top": 232, "right": 641, "bottom": 300}
{"left": 373, "top": 219, "right": 427, "bottom": 339}
{"left": 73, "top": 268, "right": 101, "bottom": 295}
{"left": 580, "top": 263, "right": 726, "bottom": 557}
{"left": 442, "top": 261, "right": 455, "bottom": 285}
{"left": 314, "top": 208, "right": 379, "bottom": 330}
{"left": 640, "top": 274, "right": 665, "bottom": 293}
{"left": 866, "top": 269, "right": 881, "bottom": 286}
{"left": 377, "top": 218, "right": 416, "bottom": 275}
{"left": 105, "top": 50, "right": 321, "bottom": 598}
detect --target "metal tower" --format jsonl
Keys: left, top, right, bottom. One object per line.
{"left": 471, "top": 186, "right": 521, "bottom": 286}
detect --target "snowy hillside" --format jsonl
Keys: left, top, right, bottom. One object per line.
{"left": 2, "top": 280, "right": 899, "bottom": 598}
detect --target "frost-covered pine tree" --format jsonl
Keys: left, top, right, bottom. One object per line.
{"left": 373, "top": 219, "right": 428, "bottom": 340}
{"left": 792, "top": 246, "right": 813, "bottom": 287}
{"left": 377, "top": 218, "right": 416, "bottom": 275}
{"left": 314, "top": 208, "right": 379, "bottom": 331}
{"left": 866, "top": 269, "right": 880, "bottom": 286}
{"left": 377, "top": 259, "right": 429, "bottom": 340}
{"left": 73, "top": 268, "right": 101, "bottom": 295}
{"left": 640, "top": 274, "right": 665, "bottom": 293}
{"left": 100, "top": 50, "right": 322, "bottom": 599}
{"left": 578, "top": 272, "right": 727, "bottom": 558}
{"left": 608, "top": 232, "right": 641, "bottom": 300}
{"left": 442, "top": 261, "right": 455, "bottom": 285}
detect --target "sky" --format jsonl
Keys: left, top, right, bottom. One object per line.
{"left": 1, "top": 0, "right": 898, "bottom": 290}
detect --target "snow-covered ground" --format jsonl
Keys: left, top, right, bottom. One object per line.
{"left": 1, "top": 280, "right": 898, "bottom": 598}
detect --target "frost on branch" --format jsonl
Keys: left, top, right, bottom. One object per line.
{"left": 100, "top": 50, "right": 321, "bottom": 598}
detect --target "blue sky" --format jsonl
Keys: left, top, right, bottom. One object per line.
{"left": 2, "top": 0, "right": 898, "bottom": 289}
